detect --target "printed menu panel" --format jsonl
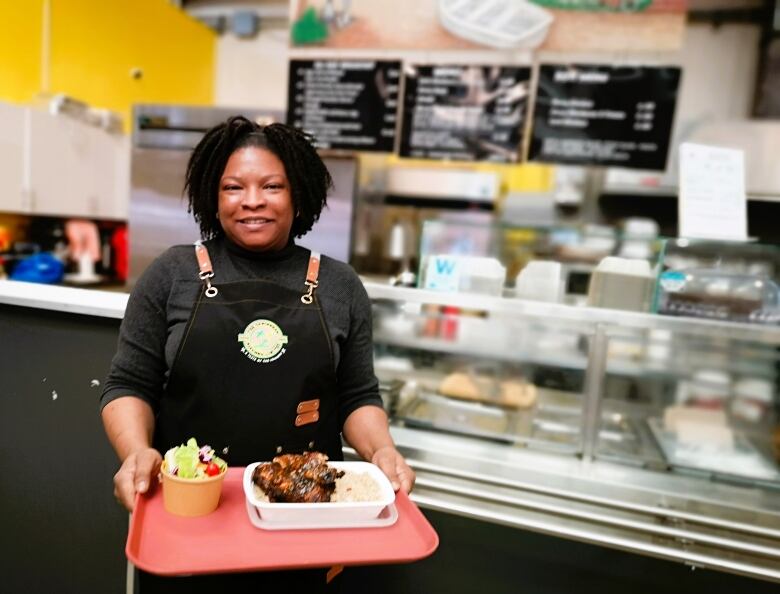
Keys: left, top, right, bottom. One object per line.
{"left": 530, "top": 64, "right": 681, "bottom": 170}
{"left": 399, "top": 64, "right": 531, "bottom": 163}
{"left": 287, "top": 59, "right": 401, "bottom": 152}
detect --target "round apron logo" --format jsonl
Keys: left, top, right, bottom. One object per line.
{"left": 237, "top": 319, "right": 288, "bottom": 363}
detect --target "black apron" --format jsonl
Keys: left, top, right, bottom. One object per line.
{"left": 156, "top": 243, "right": 341, "bottom": 463}
{"left": 137, "top": 243, "right": 343, "bottom": 593}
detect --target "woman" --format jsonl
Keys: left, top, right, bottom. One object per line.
{"left": 101, "top": 116, "right": 414, "bottom": 591}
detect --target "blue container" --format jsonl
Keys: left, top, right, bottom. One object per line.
{"left": 9, "top": 253, "right": 65, "bottom": 284}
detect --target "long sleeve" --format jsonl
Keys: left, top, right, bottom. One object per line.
{"left": 100, "top": 253, "right": 176, "bottom": 412}
{"left": 336, "top": 274, "right": 384, "bottom": 427}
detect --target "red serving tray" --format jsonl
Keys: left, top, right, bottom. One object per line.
{"left": 126, "top": 467, "right": 439, "bottom": 576}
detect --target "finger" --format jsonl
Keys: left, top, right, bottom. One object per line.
{"left": 134, "top": 449, "right": 161, "bottom": 494}
{"left": 114, "top": 467, "right": 137, "bottom": 512}
{"left": 375, "top": 455, "right": 401, "bottom": 491}
{"left": 382, "top": 465, "right": 401, "bottom": 491}
{"left": 396, "top": 465, "right": 415, "bottom": 494}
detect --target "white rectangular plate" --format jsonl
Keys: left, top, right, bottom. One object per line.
{"left": 245, "top": 498, "right": 398, "bottom": 531}
{"left": 243, "top": 461, "right": 396, "bottom": 526}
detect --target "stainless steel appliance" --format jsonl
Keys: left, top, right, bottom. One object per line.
{"left": 129, "top": 104, "right": 357, "bottom": 287}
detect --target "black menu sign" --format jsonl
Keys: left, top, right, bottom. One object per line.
{"left": 530, "top": 64, "right": 681, "bottom": 170}
{"left": 399, "top": 64, "right": 531, "bottom": 163}
{"left": 287, "top": 59, "right": 400, "bottom": 152}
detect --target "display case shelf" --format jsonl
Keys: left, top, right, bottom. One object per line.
{"left": 366, "top": 281, "right": 780, "bottom": 344}
{"left": 373, "top": 329, "right": 590, "bottom": 371}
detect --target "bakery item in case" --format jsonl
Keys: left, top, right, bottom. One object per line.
{"left": 500, "top": 380, "right": 537, "bottom": 408}
{"left": 439, "top": 372, "right": 482, "bottom": 401}
{"left": 439, "top": 372, "right": 537, "bottom": 409}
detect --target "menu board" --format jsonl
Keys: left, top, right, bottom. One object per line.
{"left": 530, "top": 64, "right": 681, "bottom": 170}
{"left": 287, "top": 59, "right": 401, "bottom": 152}
{"left": 399, "top": 64, "right": 531, "bottom": 163}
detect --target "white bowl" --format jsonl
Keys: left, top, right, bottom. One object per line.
{"left": 243, "top": 461, "right": 396, "bottom": 526}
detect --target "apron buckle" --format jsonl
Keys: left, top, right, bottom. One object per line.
{"left": 301, "top": 280, "right": 318, "bottom": 304}
{"left": 199, "top": 271, "right": 218, "bottom": 297}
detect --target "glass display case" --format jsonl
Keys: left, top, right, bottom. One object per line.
{"left": 381, "top": 223, "right": 780, "bottom": 480}
{"left": 365, "top": 279, "right": 780, "bottom": 582}
{"left": 598, "top": 319, "right": 780, "bottom": 486}
{"left": 370, "top": 280, "right": 780, "bottom": 484}
{"left": 372, "top": 289, "right": 591, "bottom": 453}
{"left": 366, "top": 231, "right": 780, "bottom": 583}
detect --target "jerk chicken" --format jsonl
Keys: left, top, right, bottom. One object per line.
{"left": 252, "top": 452, "right": 345, "bottom": 503}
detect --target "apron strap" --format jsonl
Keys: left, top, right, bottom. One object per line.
{"left": 301, "top": 251, "right": 321, "bottom": 304}
{"left": 193, "top": 242, "right": 319, "bottom": 302}
{"left": 194, "top": 241, "right": 218, "bottom": 298}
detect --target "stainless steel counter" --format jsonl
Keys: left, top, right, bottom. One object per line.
{"left": 366, "top": 281, "right": 780, "bottom": 583}
{"left": 364, "top": 426, "right": 780, "bottom": 583}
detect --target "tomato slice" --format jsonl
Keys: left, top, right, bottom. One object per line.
{"left": 205, "top": 462, "right": 221, "bottom": 476}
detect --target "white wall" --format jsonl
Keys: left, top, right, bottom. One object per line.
{"left": 674, "top": 23, "right": 760, "bottom": 137}
{"left": 215, "top": 27, "right": 290, "bottom": 109}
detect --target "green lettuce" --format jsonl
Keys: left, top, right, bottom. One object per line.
{"left": 173, "top": 438, "right": 201, "bottom": 478}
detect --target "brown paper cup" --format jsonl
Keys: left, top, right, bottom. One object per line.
{"left": 160, "top": 461, "right": 226, "bottom": 517}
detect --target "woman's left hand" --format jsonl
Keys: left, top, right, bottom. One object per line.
{"left": 371, "top": 446, "right": 415, "bottom": 494}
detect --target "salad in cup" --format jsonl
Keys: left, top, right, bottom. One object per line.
{"left": 163, "top": 438, "right": 227, "bottom": 479}
{"left": 160, "top": 438, "right": 228, "bottom": 516}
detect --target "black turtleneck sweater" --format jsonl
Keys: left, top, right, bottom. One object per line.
{"left": 100, "top": 236, "right": 382, "bottom": 428}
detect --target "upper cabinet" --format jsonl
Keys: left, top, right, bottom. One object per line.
{"left": 28, "top": 109, "right": 91, "bottom": 218}
{"left": 25, "top": 109, "right": 128, "bottom": 220}
{"left": 0, "top": 102, "right": 27, "bottom": 213}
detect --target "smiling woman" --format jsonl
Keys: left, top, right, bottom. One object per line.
{"left": 100, "top": 117, "right": 415, "bottom": 593}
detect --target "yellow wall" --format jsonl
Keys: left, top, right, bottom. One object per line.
{"left": 0, "top": 0, "right": 215, "bottom": 130}
{"left": 383, "top": 155, "right": 555, "bottom": 194}
{"left": 0, "top": 1, "right": 42, "bottom": 103}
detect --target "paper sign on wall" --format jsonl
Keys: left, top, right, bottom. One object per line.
{"left": 678, "top": 142, "right": 747, "bottom": 241}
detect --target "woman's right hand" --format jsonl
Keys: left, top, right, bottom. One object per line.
{"left": 113, "top": 447, "right": 162, "bottom": 512}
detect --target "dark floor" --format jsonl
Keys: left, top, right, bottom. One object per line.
{"left": 342, "top": 509, "right": 780, "bottom": 594}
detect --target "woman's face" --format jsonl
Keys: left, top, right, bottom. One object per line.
{"left": 217, "top": 147, "right": 294, "bottom": 252}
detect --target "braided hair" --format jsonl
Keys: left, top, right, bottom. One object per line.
{"left": 184, "top": 116, "right": 332, "bottom": 241}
